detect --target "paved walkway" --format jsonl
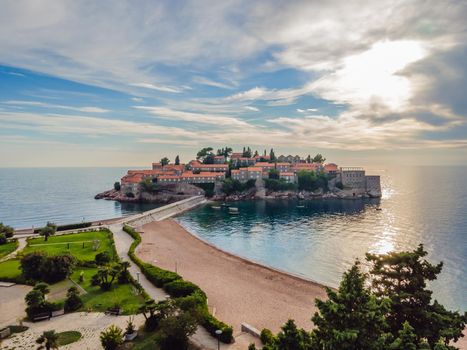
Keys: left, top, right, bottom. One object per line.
{"left": 109, "top": 222, "right": 260, "bottom": 350}
{"left": 1, "top": 312, "right": 144, "bottom": 350}
{"left": 0, "top": 237, "right": 27, "bottom": 262}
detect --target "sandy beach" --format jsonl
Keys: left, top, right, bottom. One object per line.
{"left": 137, "top": 219, "right": 328, "bottom": 333}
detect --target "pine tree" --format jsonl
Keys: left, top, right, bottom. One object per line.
{"left": 311, "top": 262, "right": 391, "bottom": 350}
{"left": 366, "top": 245, "right": 466, "bottom": 347}
{"left": 174, "top": 155, "right": 180, "bottom": 165}
{"left": 389, "top": 322, "right": 417, "bottom": 350}
{"left": 269, "top": 148, "right": 276, "bottom": 162}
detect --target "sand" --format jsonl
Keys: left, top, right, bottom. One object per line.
{"left": 137, "top": 219, "right": 328, "bottom": 333}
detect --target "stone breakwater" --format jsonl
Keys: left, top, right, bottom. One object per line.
{"left": 124, "top": 195, "right": 207, "bottom": 227}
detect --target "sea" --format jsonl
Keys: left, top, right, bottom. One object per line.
{"left": 0, "top": 166, "right": 466, "bottom": 311}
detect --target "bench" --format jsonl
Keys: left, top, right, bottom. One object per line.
{"left": 32, "top": 312, "right": 51, "bottom": 322}
{"left": 105, "top": 307, "right": 121, "bottom": 316}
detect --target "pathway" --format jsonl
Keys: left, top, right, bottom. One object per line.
{"left": 0, "top": 237, "right": 27, "bottom": 262}
{"left": 109, "top": 216, "right": 260, "bottom": 349}
{"left": 1, "top": 312, "right": 143, "bottom": 350}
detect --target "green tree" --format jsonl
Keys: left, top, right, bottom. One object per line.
{"left": 253, "top": 150, "right": 259, "bottom": 157}
{"left": 312, "top": 153, "right": 326, "bottom": 163}
{"left": 39, "top": 222, "right": 56, "bottom": 241}
{"left": 196, "top": 147, "right": 214, "bottom": 163}
{"left": 33, "top": 282, "right": 50, "bottom": 296}
{"left": 21, "top": 252, "right": 48, "bottom": 280}
{"left": 366, "top": 245, "right": 467, "bottom": 347}
{"left": 0, "top": 233, "right": 7, "bottom": 245}
{"left": 94, "top": 264, "right": 121, "bottom": 291}
{"left": 276, "top": 320, "right": 312, "bottom": 350}
{"left": 95, "top": 251, "right": 112, "bottom": 265}
{"left": 40, "top": 254, "right": 76, "bottom": 283}
{"left": 0, "top": 222, "right": 14, "bottom": 238}
{"left": 175, "top": 155, "right": 180, "bottom": 165}
{"left": 269, "top": 148, "right": 276, "bottom": 162}
{"left": 100, "top": 325, "right": 123, "bottom": 350}
{"left": 140, "top": 177, "right": 158, "bottom": 194}
{"left": 160, "top": 157, "right": 170, "bottom": 166}
{"left": 269, "top": 169, "right": 280, "bottom": 180}
{"left": 389, "top": 322, "right": 417, "bottom": 350}
{"left": 311, "top": 262, "right": 391, "bottom": 350}
{"left": 313, "top": 153, "right": 326, "bottom": 164}
{"left": 36, "top": 330, "right": 59, "bottom": 350}
{"left": 113, "top": 182, "right": 120, "bottom": 191}
{"left": 64, "top": 286, "right": 83, "bottom": 312}
{"left": 155, "top": 303, "right": 199, "bottom": 350}
{"left": 306, "top": 155, "right": 312, "bottom": 163}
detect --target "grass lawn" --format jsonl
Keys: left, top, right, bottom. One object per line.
{"left": 23, "top": 230, "right": 116, "bottom": 262}
{"left": 57, "top": 331, "right": 82, "bottom": 346}
{"left": 0, "top": 259, "right": 21, "bottom": 280}
{"left": 0, "top": 241, "right": 18, "bottom": 259}
{"left": 71, "top": 268, "right": 145, "bottom": 315}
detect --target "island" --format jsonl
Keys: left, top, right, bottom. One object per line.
{"left": 95, "top": 147, "right": 381, "bottom": 203}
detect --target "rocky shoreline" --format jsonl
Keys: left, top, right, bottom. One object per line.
{"left": 96, "top": 186, "right": 380, "bottom": 205}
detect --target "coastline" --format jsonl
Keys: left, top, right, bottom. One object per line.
{"left": 174, "top": 218, "right": 331, "bottom": 289}
{"left": 137, "top": 218, "right": 329, "bottom": 333}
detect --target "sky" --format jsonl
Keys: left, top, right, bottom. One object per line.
{"left": 0, "top": 0, "right": 466, "bottom": 167}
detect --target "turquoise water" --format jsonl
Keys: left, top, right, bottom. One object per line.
{"left": 0, "top": 167, "right": 160, "bottom": 228}
{"left": 177, "top": 166, "right": 467, "bottom": 312}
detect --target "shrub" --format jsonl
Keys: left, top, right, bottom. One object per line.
{"left": 164, "top": 280, "right": 202, "bottom": 298}
{"left": 0, "top": 233, "right": 7, "bottom": 245}
{"left": 100, "top": 325, "right": 123, "bottom": 350}
{"left": 95, "top": 251, "right": 112, "bottom": 265}
{"left": 335, "top": 181, "right": 344, "bottom": 190}
{"left": 40, "top": 254, "right": 76, "bottom": 283}
{"left": 264, "top": 178, "right": 297, "bottom": 191}
{"left": 21, "top": 252, "right": 48, "bottom": 280}
{"left": 141, "top": 264, "right": 181, "bottom": 288}
{"left": 64, "top": 286, "right": 83, "bottom": 312}
{"left": 201, "top": 311, "right": 234, "bottom": 343}
{"left": 20, "top": 252, "right": 75, "bottom": 283}
{"left": 114, "top": 182, "right": 121, "bottom": 191}
{"left": 125, "top": 192, "right": 135, "bottom": 198}
{"left": 56, "top": 222, "right": 92, "bottom": 231}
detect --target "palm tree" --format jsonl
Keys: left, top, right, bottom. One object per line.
{"left": 36, "top": 330, "right": 59, "bottom": 350}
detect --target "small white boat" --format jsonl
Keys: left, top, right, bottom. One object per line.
{"left": 212, "top": 206, "right": 221, "bottom": 210}
{"left": 297, "top": 205, "right": 305, "bottom": 208}
{"left": 228, "top": 207, "right": 239, "bottom": 212}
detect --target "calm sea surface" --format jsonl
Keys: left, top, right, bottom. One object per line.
{"left": 177, "top": 166, "right": 467, "bottom": 312}
{"left": 0, "top": 167, "right": 160, "bottom": 228}
{"left": 0, "top": 166, "right": 465, "bottom": 311}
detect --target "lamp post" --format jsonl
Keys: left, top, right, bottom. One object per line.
{"left": 215, "top": 329, "right": 222, "bottom": 350}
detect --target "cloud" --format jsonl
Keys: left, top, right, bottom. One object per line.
{"left": 134, "top": 106, "right": 249, "bottom": 126}
{"left": 130, "top": 83, "right": 181, "bottom": 93}
{"left": 2, "top": 100, "right": 109, "bottom": 113}
{"left": 244, "top": 106, "right": 259, "bottom": 112}
{"left": 193, "top": 76, "right": 235, "bottom": 90}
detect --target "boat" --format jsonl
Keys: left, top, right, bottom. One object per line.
{"left": 211, "top": 206, "right": 221, "bottom": 210}
{"left": 228, "top": 207, "right": 239, "bottom": 213}
{"left": 297, "top": 205, "right": 305, "bottom": 208}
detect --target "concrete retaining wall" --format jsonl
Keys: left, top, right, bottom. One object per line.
{"left": 124, "top": 196, "right": 206, "bottom": 227}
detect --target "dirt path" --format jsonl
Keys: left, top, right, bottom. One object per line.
{"left": 138, "top": 219, "right": 328, "bottom": 333}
